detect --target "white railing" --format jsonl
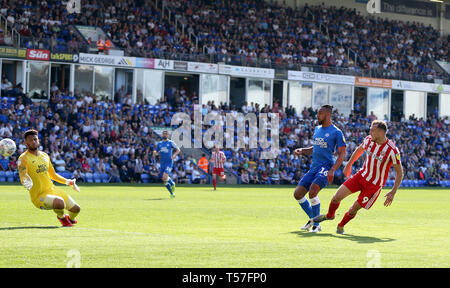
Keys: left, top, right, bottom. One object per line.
{"left": 156, "top": 0, "right": 199, "bottom": 50}
{"left": 0, "top": 14, "right": 21, "bottom": 47}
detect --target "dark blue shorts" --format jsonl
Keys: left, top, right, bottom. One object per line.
{"left": 298, "top": 165, "right": 331, "bottom": 190}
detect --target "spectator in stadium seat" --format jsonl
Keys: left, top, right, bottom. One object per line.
{"left": 261, "top": 170, "right": 269, "bottom": 185}
{"left": 3, "top": 31, "right": 12, "bottom": 46}
{"left": 119, "top": 164, "right": 130, "bottom": 182}
{"left": 280, "top": 169, "right": 292, "bottom": 185}
{"left": 0, "top": 123, "right": 12, "bottom": 138}
{"left": 107, "top": 164, "right": 120, "bottom": 183}
{"left": 271, "top": 168, "right": 280, "bottom": 185}
{"left": 249, "top": 170, "right": 260, "bottom": 184}
{"left": 134, "top": 158, "right": 144, "bottom": 183}
{"left": 96, "top": 159, "right": 107, "bottom": 174}
{"left": 73, "top": 168, "right": 84, "bottom": 183}
{"left": 177, "top": 166, "right": 189, "bottom": 184}
{"left": 240, "top": 168, "right": 250, "bottom": 184}
{"left": 185, "top": 162, "right": 194, "bottom": 176}
{"left": 8, "top": 156, "right": 17, "bottom": 171}
{"left": 191, "top": 167, "right": 202, "bottom": 184}
{"left": 149, "top": 165, "right": 160, "bottom": 183}
{"left": 1, "top": 78, "right": 13, "bottom": 95}
{"left": 53, "top": 154, "right": 66, "bottom": 172}
{"left": 80, "top": 157, "right": 93, "bottom": 173}
{"left": 0, "top": 156, "right": 9, "bottom": 171}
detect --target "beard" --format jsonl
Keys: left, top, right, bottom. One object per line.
{"left": 318, "top": 119, "right": 323, "bottom": 125}
{"left": 28, "top": 146, "right": 38, "bottom": 151}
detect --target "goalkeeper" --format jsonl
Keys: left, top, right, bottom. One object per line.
{"left": 17, "top": 129, "right": 81, "bottom": 227}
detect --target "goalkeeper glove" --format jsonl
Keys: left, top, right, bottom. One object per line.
{"left": 23, "top": 174, "right": 33, "bottom": 191}
{"left": 66, "top": 178, "right": 80, "bottom": 192}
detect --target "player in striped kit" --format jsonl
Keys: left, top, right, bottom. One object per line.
{"left": 313, "top": 120, "right": 404, "bottom": 234}
{"left": 211, "top": 145, "right": 226, "bottom": 190}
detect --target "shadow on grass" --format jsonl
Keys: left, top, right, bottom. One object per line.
{"left": 143, "top": 198, "right": 170, "bottom": 201}
{"left": 290, "top": 231, "right": 396, "bottom": 244}
{"left": 0, "top": 226, "right": 60, "bottom": 231}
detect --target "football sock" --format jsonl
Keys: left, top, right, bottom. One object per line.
{"left": 213, "top": 179, "right": 217, "bottom": 189}
{"left": 327, "top": 201, "right": 340, "bottom": 219}
{"left": 298, "top": 197, "right": 314, "bottom": 219}
{"left": 165, "top": 182, "right": 173, "bottom": 194}
{"left": 338, "top": 211, "right": 355, "bottom": 227}
{"left": 167, "top": 177, "right": 174, "bottom": 186}
{"left": 54, "top": 209, "right": 65, "bottom": 218}
{"left": 310, "top": 196, "right": 320, "bottom": 226}
{"left": 68, "top": 211, "right": 79, "bottom": 221}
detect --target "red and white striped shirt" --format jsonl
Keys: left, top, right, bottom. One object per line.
{"left": 211, "top": 151, "right": 226, "bottom": 169}
{"left": 359, "top": 135, "right": 401, "bottom": 187}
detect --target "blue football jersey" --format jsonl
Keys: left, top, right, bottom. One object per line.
{"left": 311, "top": 125, "right": 346, "bottom": 168}
{"left": 156, "top": 140, "right": 178, "bottom": 165}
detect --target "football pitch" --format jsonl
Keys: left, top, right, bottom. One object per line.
{"left": 0, "top": 184, "right": 449, "bottom": 268}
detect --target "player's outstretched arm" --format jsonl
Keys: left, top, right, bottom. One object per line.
{"left": 384, "top": 162, "right": 403, "bottom": 207}
{"left": 17, "top": 157, "right": 33, "bottom": 190}
{"left": 48, "top": 160, "right": 68, "bottom": 185}
{"left": 328, "top": 146, "right": 346, "bottom": 184}
{"left": 172, "top": 148, "right": 181, "bottom": 160}
{"left": 49, "top": 161, "right": 80, "bottom": 192}
{"left": 294, "top": 146, "right": 313, "bottom": 156}
{"left": 343, "top": 145, "right": 365, "bottom": 177}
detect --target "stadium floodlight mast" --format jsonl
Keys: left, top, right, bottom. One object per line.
{"left": 170, "top": 106, "right": 280, "bottom": 160}
{"left": 366, "top": 0, "right": 381, "bottom": 14}
{"left": 66, "top": 0, "right": 81, "bottom": 14}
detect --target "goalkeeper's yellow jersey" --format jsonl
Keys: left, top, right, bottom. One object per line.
{"left": 17, "top": 150, "right": 67, "bottom": 204}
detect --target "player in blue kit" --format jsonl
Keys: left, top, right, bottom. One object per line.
{"left": 153, "top": 130, "right": 181, "bottom": 198}
{"left": 293, "top": 105, "right": 347, "bottom": 232}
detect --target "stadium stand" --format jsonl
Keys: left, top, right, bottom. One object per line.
{"left": 0, "top": 0, "right": 448, "bottom": 82}
{"left": 163, "top": 0, "right": 449, "bottom": 82}
{"left": 0, "top": 0, "right": 448, "bottom": 186}
{"left": 0, "top": 83, "right": 448, "bottom": 186}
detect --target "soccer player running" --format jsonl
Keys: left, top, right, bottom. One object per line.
{"left": 153, "top": 130, "right": 180, "bottom": 198}
{"left": 211, "top": 145, "right": 226, "bottom": 190}
{"left": 17, "top": 129, "right": 81, "bottom": 227}
{"left": 313, "top": 120, "right": 403, "bottom": 234}
{"left": 293, "top": 105, "right": 346, "bottom": 232}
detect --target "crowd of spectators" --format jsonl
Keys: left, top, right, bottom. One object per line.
{"left": 0, "top": 85, "right": 210, "bottom": 184}
{"left": 0, "top": 0, "right": 448, "bottom": 82}
{"left": 0, "top": 0, "right": 197, "bottom": 56}
{"left": 193, "top": 98, "right": 449, "bottom": 187}
{"left": 1, "top": 82, "right": 448, "bottom": 187}
{"left": 164, "top": 0, "right": 449, "bottom": 81}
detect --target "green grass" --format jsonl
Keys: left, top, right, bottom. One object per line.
{"left": 0, "top": 184, "right": 449, "bottom": 267}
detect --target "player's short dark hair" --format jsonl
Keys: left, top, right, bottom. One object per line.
{"left": 24, "top": 129, "right": 38, "bottom": 139}
{"left": 320, "top": 104, "right": 333, "bottom": 114}
{"left": 372, "top": 120, "right": 388, "bottom": 132}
